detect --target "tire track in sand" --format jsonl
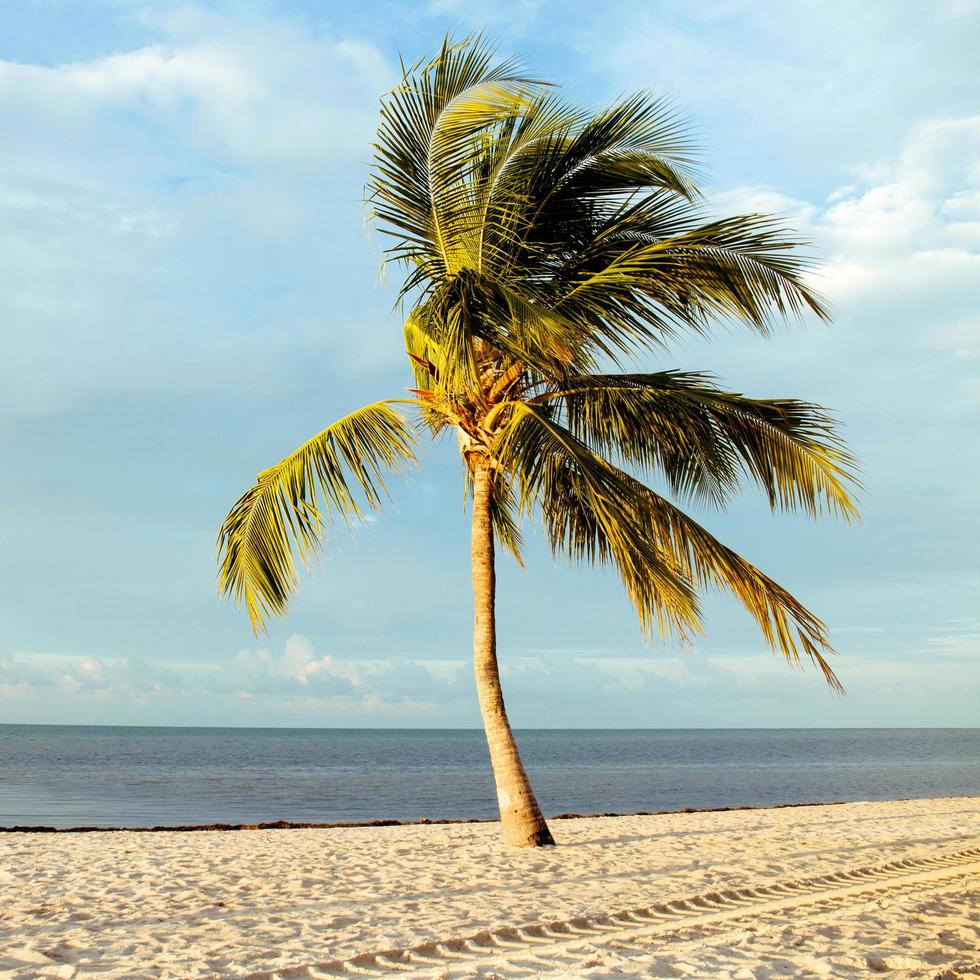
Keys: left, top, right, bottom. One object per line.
{"left": 245, "top": 844, "right": 980, "bottom": 978}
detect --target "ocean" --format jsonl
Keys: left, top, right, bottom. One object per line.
{"left": 1, "top": 725, "right": 978, "bottom": 829}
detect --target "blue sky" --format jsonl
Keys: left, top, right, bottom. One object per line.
{"left": 1, "top": 0, "right": 978, "bottom": 728}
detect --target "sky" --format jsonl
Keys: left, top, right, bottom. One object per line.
{"left": 1, "top": 0, "right": 978, "bottom": 728}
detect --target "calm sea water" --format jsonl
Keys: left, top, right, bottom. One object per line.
{"left": 1, "top": 726, "right": 977, "bottom": 829}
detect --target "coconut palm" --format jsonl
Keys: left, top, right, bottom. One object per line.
{"left": 217, "top": 36, "right": 859, "bottom": 847}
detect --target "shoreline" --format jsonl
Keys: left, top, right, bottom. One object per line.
{"left": 0, "top": 794, "right": 946, "bottom": 833}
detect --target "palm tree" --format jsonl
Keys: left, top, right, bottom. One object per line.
{"left": 217, "top": 36, "right": 859, "bottom": 848}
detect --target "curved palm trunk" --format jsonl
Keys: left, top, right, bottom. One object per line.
{"left": 471, "top": 463, "right": 555, "bottom": 847}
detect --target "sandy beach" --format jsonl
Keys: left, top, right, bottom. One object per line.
{"left": 1, "top": 796, "right": 977, "bottom": 979}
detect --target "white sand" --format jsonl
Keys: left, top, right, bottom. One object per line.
{"left": 1, "top": 796, "right": 977, "bottom": 979}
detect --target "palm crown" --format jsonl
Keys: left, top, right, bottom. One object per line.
{"left": 217, "top": 35, "right": 858, "bottom": 843}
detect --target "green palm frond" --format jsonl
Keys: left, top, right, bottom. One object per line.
{"left": 403, "top": 311, "right": 452, "bottom": 435}
{"left": 371, "top": 34, "right": 823, "bottom": 368}
{"left": 493, "top": 402, "right": 841, "bottom": 687}
{"left": 479, "top": 279, "right": 589, "bottom": 377}
{"left": 492, "top": 94, "right": 699, "bottom": 243}
{"left": 494, "top": 401, "right": 701, "bottom": 641}
{"left": 489, "top": 472, "right": 525, "bottom": 565}
{"left": 415, "top": 286, "right": 481, "bottom": 397}
{"left": 217, "top": 402, "right": 417, "bottom": 634}
{"left": 630, "top": 477, "right": 843, "bottom": 690}
{"left": 552, "top": 215, "right": 828, "bottom": 360}
{"left": 533, "top": 371, "right": 859, "bottom": 516}
{"left": 474, "top": 94, "right": 700, "bottom": 278}
{"left": 370, "top": 34, "right": 546, "bottom": 289}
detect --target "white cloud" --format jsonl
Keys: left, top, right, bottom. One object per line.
{"left": 0, "top": 12, "right": 403, "bottom": 419}
{"left": 715, "top": 115, "right": 980, "bottom": 307}
{"left": 3, "top": 622, "right": 978, "bottom": 726}
{"left": 0, "top": 15, "right": 390, "bottom": 172}
{"left": 0, "top": 649, "right": 184, "bottom": 702}
{"left": 226, "top": 634, "right": 354, "bottom": 696}
{"left": 816, "top": 117, "right": 980, "bottom": 300}
{"left": 584, "top": 1, "right": 980, "bottom": 200}
{"left": 696, "top": 111, "right": 980, "bottom": 448}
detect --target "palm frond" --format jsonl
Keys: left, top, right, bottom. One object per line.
{"left": 533, "top": 371, "right": 860, "bottom": 516}
{"left": 551, "top": 214, "right": 828, "bottom": 360}
{"left": 489, "top": 472, "right": 525, "bottom": 565}
{"left": 493, "top": 401, "right": 701, "bottom": 640}
{"left": 493, "top": 402, "right": 841, "bottom": 688}
{"left": 631, "top": 476, "right": 843, "bottom": 690}
{"left": 403, "top": 312, "right": 452, "bottom": 435}
{"left": 480, "top": 279, "right": 590, "bottom": 377}
{"left": 218, "top": 402, "right": 417, "bottom": 633}
{"left": 369, "top": 33, "right": 546, "bottom": 288}
{"left": 476, "top": 94, "right": 701, "bottom": 282}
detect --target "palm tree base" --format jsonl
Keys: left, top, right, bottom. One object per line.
{"left": 502, "top": 820, "right": 556, "bottom": 847}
